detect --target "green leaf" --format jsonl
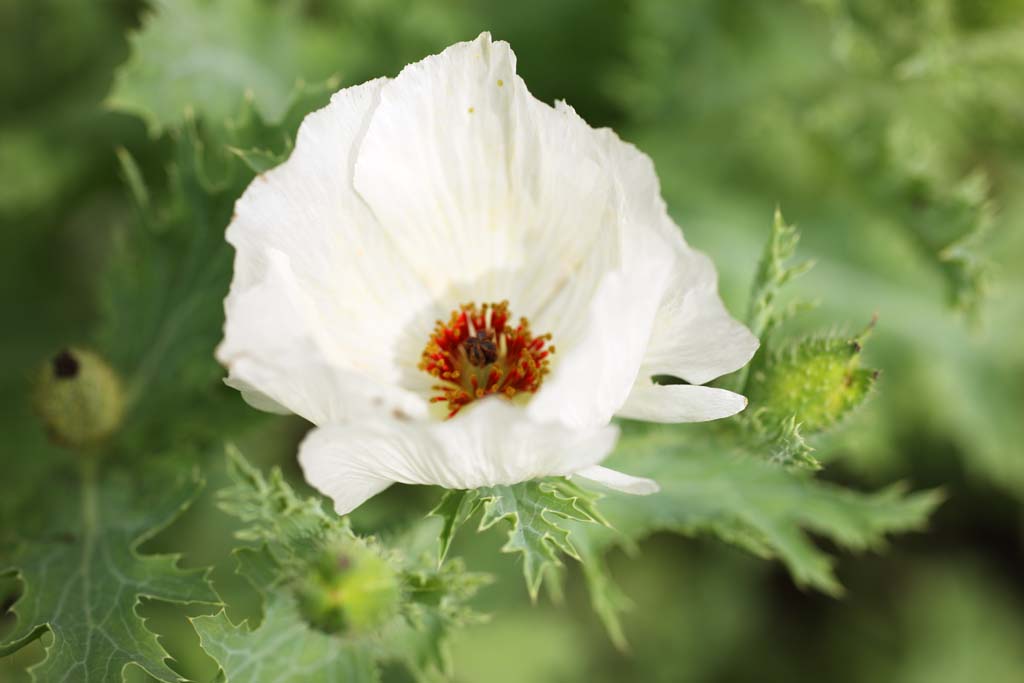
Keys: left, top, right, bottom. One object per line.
{"left": 208, "top": 450, "right": 486, "bottom": 680}
{"left": 0, "top": 463, "right": 218, "bottom": 682}
{"left": 193, "top": 592, "right": 379, "bottom": 683}
{"left": 388, "top": 555, "right": 490, "bottom": 677}
{"left": 757, "top": 414, "right": 819, "bottom": 470}
{"left": 908, "top": 168, "right": 995, "bottom": 318}
{"left": 431, "top": 479, "right": 612, "bottom": 603}
{"left": 472, "top": 479, "right": 608, "bottom": 601}
{"left": 107, "top": 0, "right": 341, "bottom": 136}
{"left": 429, "top": 490, "right": 484, "bottom": 565}
{"left": 573, "top": 537, "right": 633, "bottom": 652}
{"left": 217, "top": 77, "right": 340, "bottom": 171}
{"left": 745, "top": 208, "right": 815, "bottom": 345}
{"left": 587, "top": 428, "right": 943, "bottom": 597}
{"left": 809, "top": 3, "right": 1007, "bottom": 319}
{"left": 99, "top": 134, "right": 258, "bottom": 455}
{"left": 572, "top": 425, "right": 942, "bottom": 645}
{"left": 102, "top": 67, "right": 347, "bottom": 459}
{"left": 218, "top": 445, "right": 337, "bottom": 564}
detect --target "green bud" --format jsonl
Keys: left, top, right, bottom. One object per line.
{"left": 747, "top": 321, "right": 878, "bottom": 434}
{"left": 294, "top": 536, "right": 401, "bottom": 635}
{"left": 33, "top": 347, "right": 125, "bottom": 448}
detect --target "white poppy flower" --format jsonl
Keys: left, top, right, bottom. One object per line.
{"left": 216, "top": 33, "right": 758, "bottom": 515}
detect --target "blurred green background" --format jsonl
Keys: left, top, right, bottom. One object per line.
{"left": 2, "top": 1, "right": 1022, "bottom": 681}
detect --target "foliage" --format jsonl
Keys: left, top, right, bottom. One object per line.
{"left": 3, "top": 1, "right": 1023, "bottom": 682}
{"left": 569, "top": 427, "right": 941, "bottom": 643}
{"left": 744, "top": 209, "right": 815, "bottom": 346}
{"left": 730, "top": 211, "right": 878, "bottom": 469}
{"left": 195, "top": 580, "right": 379, "bottom": 683}
{"left": 612, "top": 0, "right": 1024, "bottom": 499}
{"left": 601, "top": 429, "right": 939, "bottom": 590}
{"left": 108, "top": 0, "right": 340, "bottom": 135}
{"left": 193, "top": 448, "right": 487, "bottom": 681}
{"left": 432, "top": 479, "right": 607, "bottom": 601}
{"left": 0, "top": 465, "right": 217, "bottom": 682}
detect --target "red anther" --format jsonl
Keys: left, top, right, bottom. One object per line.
{"left": 419, "top": 301, "right": 553, "bottom": 418}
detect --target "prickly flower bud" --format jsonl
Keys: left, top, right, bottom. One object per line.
{"left": 747, "top": 322, "right": 878, "bottom": 433}
{"left": 294, "top": 537, "right": 401, "bottom": 635}
{"left": 33, "top": 347, "right": 125, "bottom": 448}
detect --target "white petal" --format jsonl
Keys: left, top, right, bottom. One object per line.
{"left": 352, "top": 32, "right": 628, "bottom": 397}
{"left": 217, "top": 248, "right": 427, "bottom": 425}
{"left": 528, "top": 118, "right": 678, "bottom": 430}
{"left": 642, "top": 239, "right": 759, "bottom": 386}
{"left": 617, "top": 382, "right": 748, "bottom": 423}
{"left": 225, "top": 78, "right": 434, "bottom": 388}
{"left": 527, "top": 249, "right": 671, "bottom": 430}
{"left": 588, "top": 127, "right": 758, "bottom": 386}
{"left": 298, "top": 399, "right": 619, "bottom": 514}
{"left": 573, "top": 465, "right": 659, "bottom": 495}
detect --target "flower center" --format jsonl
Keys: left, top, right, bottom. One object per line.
{"left": 419, "top": 301, "right": 554, "bottom": 418}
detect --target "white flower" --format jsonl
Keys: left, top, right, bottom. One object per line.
{"left": 216, "top": 33, "right": 758, "bottom": 515}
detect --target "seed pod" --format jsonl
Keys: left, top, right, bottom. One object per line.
{"left": 33, "top": 347, "right": 125, "bottom": 448}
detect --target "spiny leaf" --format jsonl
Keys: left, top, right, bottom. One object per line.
{"left": 102, "top": 81, "right": 329, "bottom": 456}
{"left": 218, "top": 445, "right": 337, "bottom": 564}
{"left": 913, "top": 168, "right": 995, "bottom": 318}
{"left": 429, "top": 489, "right": 484, "bottom": 565}
{"left": 584, "top": 428, "right": 942, "bottom": 598}
{"left": 106, "top": 0, "right": 341, "bottom": 136}
{"left": 746, "top": 208, "right": 816, "bottom": 344}
{"left": 761, "top": 414, "right": 819, "bottom": 470}
{"left": 99, "top": 133, "right": 258, "bottom": 455}
{"left": 209, "top": 450, "right": 486, "bottom": 681}
{"left": 474, "top": 479, "right": 608, "bottom": 601}
{"left": 0, "top": 463, "right": 218, "bottom": 683}
{"left": 192, "top": 593, "right": 379, "bottom": 683}
{"left": 573, "top": 535, "right": 633, "bottom": 652}
{"left": 220, "top": 78, "right": 339, "bottom": 169}
{"left": 810, "top": 1, "right": 1008, "bottom": 318}
{"left": 388, "top": 556, "right": 491, "bottom": 677}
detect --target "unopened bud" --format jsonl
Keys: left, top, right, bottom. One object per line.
{"left": 33, "top": 347, "right": 124, "bottom": 448}
{"left": 294, "top": 537, "right": 400, "bottom": 635}
{"left": 747, "top": 320, "right": 878, "bottom": 433}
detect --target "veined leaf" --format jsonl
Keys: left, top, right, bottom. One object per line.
{"left": 0, "top": 463, "right": 218, "bottom": 683}
{"left": 218, "top": 445, "right": 337, "bottom": 564}
{"left": 193, "top": 591, "right": 378, "bottom": 683}
{"left": 591, "top": 428, "right": 942, "bottom": 595}
{"left": 429, "top": 489, "right": 484, "bottom": 566}
{"left": 433, "top": 479, "right": 609, "bottom": 601}
{"left": 107, "top": 0, "right": 341, "bottom": 135}
{"left": 746, "top": 209, "right": 815, "bottom": 341}
{"left": 100, "top": 80, "right": 330, "bottom": 456}
{"left": 99, "top": 133, "right": 256, "bottom": 455}
{"left": 571, "top": 427, "right": 941, "bottom": 641}
{"left": 205, "top": 449, "right": 485, "bottom": 681}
